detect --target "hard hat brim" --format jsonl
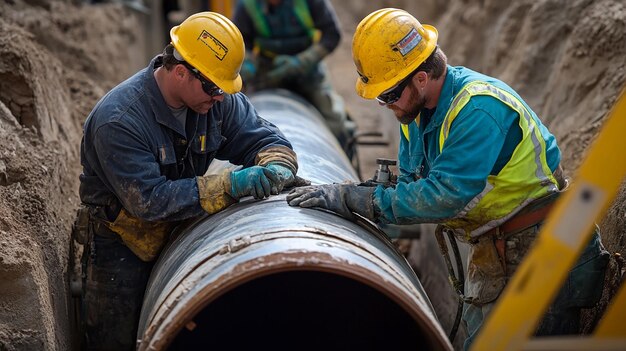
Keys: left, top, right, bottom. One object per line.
{"left": 210, "top": 74, "right": 242, "bottom": 95}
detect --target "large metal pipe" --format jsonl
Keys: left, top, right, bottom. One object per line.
{"left": 136, "top": 90, "right": 452, "bottom": 350}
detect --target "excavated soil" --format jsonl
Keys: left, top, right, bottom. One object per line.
{"left": 0, "top": 0, "right": 625, "bottom": 350}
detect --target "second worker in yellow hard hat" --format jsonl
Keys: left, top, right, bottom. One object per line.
{"left": 288, "top": 8, "right": 609, "bottom": 350}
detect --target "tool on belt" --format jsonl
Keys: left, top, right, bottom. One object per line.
{"left": 435, "top": 190, "right": 560, "bottom": 342}
{"left": 482, "top": 197, "right": 557, "bottom": 275}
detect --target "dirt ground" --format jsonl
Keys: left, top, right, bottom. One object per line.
{"left": 0, "top": 0, "right": 625, "bottom": 350}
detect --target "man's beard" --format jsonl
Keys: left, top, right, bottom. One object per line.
{"left": 393, "top": 85, "right": 426, "bottom": 125}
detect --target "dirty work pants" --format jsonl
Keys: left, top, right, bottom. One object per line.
{"left": 81, "top": 222, "right": 153, "bottom": 351}
{"left": 462, "top": 226, "right": 609, "bottom": 350}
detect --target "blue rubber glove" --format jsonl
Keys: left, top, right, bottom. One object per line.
{"left": 265, "top": 164, "right": 295, "bottom": 194}
{"left": 231, "top": 166, "right": 280, "bottom": 200}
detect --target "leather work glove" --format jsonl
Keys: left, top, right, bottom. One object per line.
{"left": 286, "top": 183, "right": 376, "bottom": 221}
{"left": 255, "top": 145, "right": 311, "bottom": 192}
{"left": 266, "top": 44, "right": 328, "bottom": 83}
{"left": 231, "top": 166, "right": 280, "bottom": 200}
{"left": 266, "top": 164, "right": 312, "bottom": 194}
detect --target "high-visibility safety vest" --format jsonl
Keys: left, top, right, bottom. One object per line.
{"left": 243, "top": 0, "right": 315, "bottom": 38}
{"left": 402, "top": 81, "right": 560, "bottom": 239}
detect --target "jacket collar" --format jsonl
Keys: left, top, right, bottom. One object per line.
{"left": 144, "top": 55, "right": 189, "bottom": 137}
{"left": 422, "top": 65, "right": 456, "bottom": 134}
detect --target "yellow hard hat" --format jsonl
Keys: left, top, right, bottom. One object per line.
{"left": 170, "top": 12, "right": 244, "bottom": 94}
{"left": 352, "top": 8, "right": 438, "bottom": 99}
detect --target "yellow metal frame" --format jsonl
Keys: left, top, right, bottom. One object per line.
{"left": 472, "top": 87, "right": 626, "bottom": 351}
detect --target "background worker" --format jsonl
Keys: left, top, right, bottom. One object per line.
{"left": 77, "top": 12, "right": 303, "bottom": 350}
{"left": 232, "top": 0, "right": 356, "bottom": 159}
{"left": 287, "top": 8, "right": 609, "bottom": 349}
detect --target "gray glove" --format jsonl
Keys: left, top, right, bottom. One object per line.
{"left": 267, "top": 44, "right": 328, "bottom": 82}
{"left": 286, "top": 183, "right": 376, "bottom": 221}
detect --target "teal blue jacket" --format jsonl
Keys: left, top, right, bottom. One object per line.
{"left": 373, "top": 65, "right": 561, "bottom": 224}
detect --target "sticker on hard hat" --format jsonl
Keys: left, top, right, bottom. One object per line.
{"left": 396, "top": 28, "right": 422, "bottom": 57}
{"left": 197, "top": 30, "right": 228, "bottom": 61}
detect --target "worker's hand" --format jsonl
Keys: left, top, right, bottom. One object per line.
{"left": 286, "top": 183, "right": 376, "bottom": 221}
{"left": 265, "top": 164, "right": 312, "bottom": 194}
{"left": 265, "top": 163, "right": 294, "bottom": 194}
{"left": 266, "top": 45, "right": 328, "bottom": 83}
{"left": 266, "top": 55, "right": 301, "bottom": 83}
{"left": 231, "top": 166, "right": 280, "bottom": 200}
{"left": 295, "top": 44, "right": 328, "bottom": 72}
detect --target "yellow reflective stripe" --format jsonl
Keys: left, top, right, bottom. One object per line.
{"left": 440, "top": 81, "right": 559, "bottom": 237}
{"left": 439, "top": 82, "right": 556, "bottom": 190}
{"left": 293, "top": 0, "right": 317, "bottom": 40}
{"left": 455, "top": 179, "right": 494, "bottom": 218}
{"left": 243, "top": 0, "right": 271, "bottom": 37}
{"left": 246, "top": 0, "right": 317, "bottom": 40}
{"left": 439, "top": 87, "right": 473, "bottom": 152}
{"left": 487, "top": 83, "right": 554, "bottom": 189}
{"left": 400, "top": 116, "right": 420, "bottom": 141}
{"left": 199, "top": 135, "right": 206, "bottom": 152}
{"left": 401, "top": 125, "right": 409, "bottom": 141}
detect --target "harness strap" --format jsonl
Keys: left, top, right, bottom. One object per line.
{"left": 494, "top": 236, "right": 506, "bottom": 276}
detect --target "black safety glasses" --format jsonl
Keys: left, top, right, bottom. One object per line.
{"left": 376, "top": 71, "right": 417, "bottom": 105}
{"left": 181, "top": 62, "right": 224, "bottom": 97}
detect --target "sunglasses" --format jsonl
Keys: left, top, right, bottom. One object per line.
{"left": 376, "top": 72, "right": 417, "bottom": 105}
{"left": 181, "top": 62, "right": 224, "bottom": 97}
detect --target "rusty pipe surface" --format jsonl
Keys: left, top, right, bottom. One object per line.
{"left": 136, "top": 90, "right": 453, "bottom": 350}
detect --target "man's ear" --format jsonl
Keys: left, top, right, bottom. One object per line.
{"left": 415, "top": 71, "right": 428, "bottom": 87}
{"left": 174, "top": 64, "right": 186, "bottom": 79}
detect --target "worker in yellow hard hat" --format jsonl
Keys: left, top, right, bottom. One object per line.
{"left": 75, "top": 12, "right": 307, "bottom": 350}
{"left": 232, "top": 0, "right": 357, "bottom": 160}
{"left": 288, "top": 8, "right": 609, "bottom": 349}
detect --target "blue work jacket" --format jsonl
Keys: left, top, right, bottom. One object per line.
{"left": 79, "top": 56, "right": 292, "bottom": 222}
{"left": 374, "top": 65, "right": 561, "bottom": 224}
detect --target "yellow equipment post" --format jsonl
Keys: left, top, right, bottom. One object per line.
{"left": 471, "top": 86, "right": 626, "bottom": 351}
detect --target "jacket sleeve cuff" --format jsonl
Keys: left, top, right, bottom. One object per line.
{"left": 255, "top": 145, "right": 298, "bottom": 175}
